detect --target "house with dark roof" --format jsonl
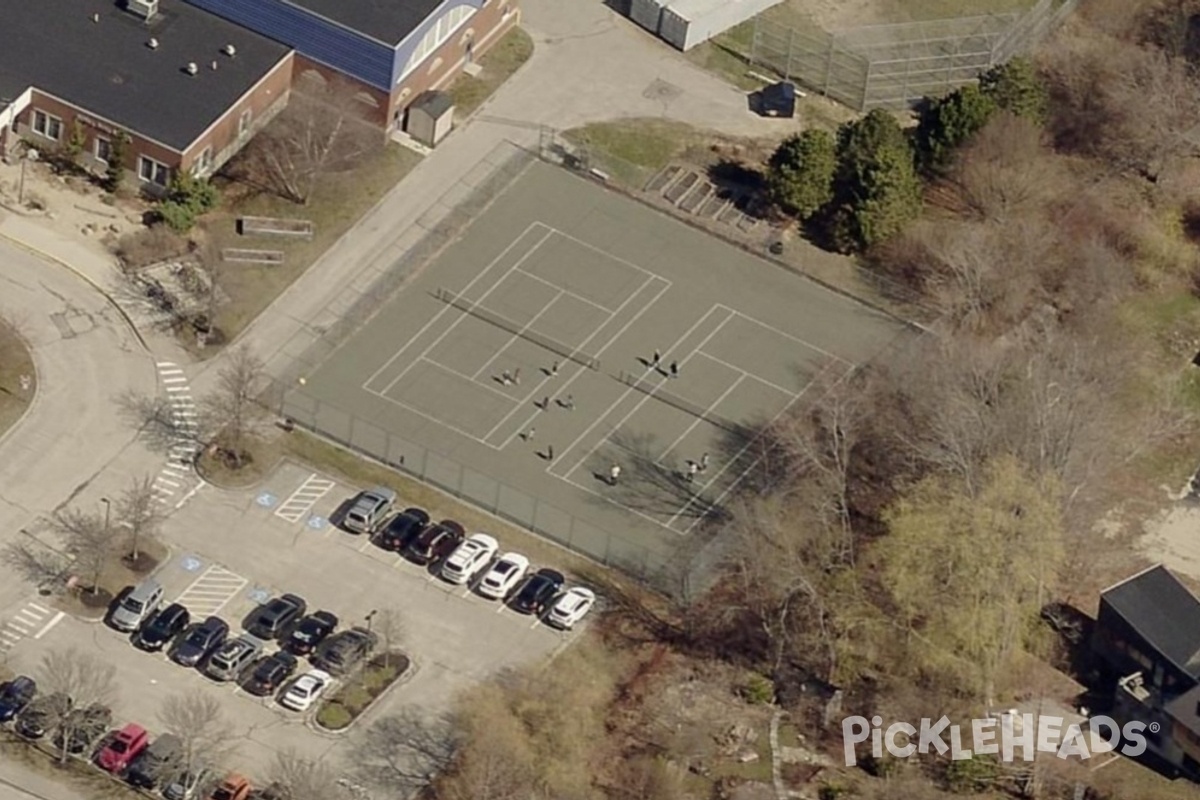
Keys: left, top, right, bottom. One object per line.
{"left": 1092, "top": 564, "right": 1200, "bottom": 777}
{"left": 181, "top": 0, "right": 520, "bottom": 130}
{"left": 0, "top": 0, "right": 294, "bottom": 187}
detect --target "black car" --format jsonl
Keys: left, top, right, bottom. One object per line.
{"left": 406, "top": 520, "right": 465, "bottom": 565}
{"left": 511, "top": 569, "right": 565, "bottom": 615}
{"left": 0, "top": 676, "right": 37, "bottom": 723}
{"left": 53, "top": 703, "right": 111, "bottom": 755}
{"left": 285, "top": 611, "right": 338, "bottom": 656}
{"left": 314, "top": 627, "right": 378, "bottom": 676}
{"left": 377, "top": 508, "right": 430, "bottom": 551}
{"left": 127, "top": 733, "right": 183, "bottom": 789}
{"left": 16, "top": 692, "right": 70, "bottom": 739}
{"left": 244, "top": 652, "right": 299, "bottom": 696}
{"left": 172, "top": 616, "right": 230, "bottom": 668}
{"left": 136, "top": 603, "right": 191, "bottom": 651}
{"left": 245, "top": 594, "right": 307, "bottom": 640}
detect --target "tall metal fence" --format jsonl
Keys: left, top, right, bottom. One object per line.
{"left": 743, "top": 0, "right": 1080, "bottom": 110}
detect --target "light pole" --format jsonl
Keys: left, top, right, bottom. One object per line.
{"left": 364, "top": 609, "right": 378, "bottom": 635}
{"left": 100, "top": 498, "right": 111, "bottom": 536}
{"left": 17, "top": 148, "right": 39, "bottom": 206}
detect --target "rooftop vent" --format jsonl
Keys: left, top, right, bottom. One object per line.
{"left": 92, "top": 12, "right": 100, "bottom": 22}
{"left": 223, "top": 44, "right": 237, "bottom": 57}
{"left": 125, "top": 0, "right": 158, "bottom": 20}
{"left": 147, "top": 37, "right": 159, "bottom": 49}
{"left": 211, "top": 60, "right": 218, "bottom": 70}
{"left": 185, "top": 62, "right": 198, "bottom": 76}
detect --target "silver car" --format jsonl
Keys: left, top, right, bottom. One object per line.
{"left": 202, "top": 635, "right": 264, "bottom": 682}
{"left": 111, "top": 579, "right": 164, "bottom": 632}
{"left": 342, "top": 487, "right": 396, "bottom": 534}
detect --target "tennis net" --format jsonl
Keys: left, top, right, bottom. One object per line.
{"left": 618, "top": 371, "right": 748, "bottom": 436}
{"left": 436, "top": 288, "right": 600, "bottom": 371}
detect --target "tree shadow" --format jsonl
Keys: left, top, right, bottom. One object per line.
{"left": 706, "top": 159, "right": 769, "bottom": 216}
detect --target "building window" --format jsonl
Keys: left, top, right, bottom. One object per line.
{"left": 138, "top": 155, "right": 170, "bottom": 187}
{"left": 238, "top": 109, "right": 252, "bottom": 137}
{"left": 428, "top": 57, "right": 444, "bottom": 75}
{"left": 355, "top": 92, "right": 380, "bottom": 108}
{"left": 32, "top": 110, "right": 63, "bottom": 141}
{"left": 192, "top": 146, "right": 213, "bottom": 176}
{"left": 95, "top": 137, "right": 112, "bottom": 164}
{"left": 397, "top": 4, "right": 475, "bottom": 82}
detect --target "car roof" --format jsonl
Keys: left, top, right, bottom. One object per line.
{"left": 466, "top": 533, "right": 498, "bottom": 547}
{"left": 362, "top": 487, "right": 396, "bottom": 501}
{"left": 309, "top": 610, "right": 337, "bottom": 623}
{"left": 118, "top": 722, "right": 147, "bottom": 736}
{"left": 8, "top": 676, "right": 35, "bottom": 690}
{"left": 495, "top": 552, "right": 528, "bottom": 566}
{"left": 199, "top": 616, "right": 228, "bottom": 631}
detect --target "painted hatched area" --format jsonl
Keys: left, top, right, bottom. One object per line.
{"left": 173, "top": 565, "right": 248, "bottom": 618}
{"left": 0, "top": 601, "right": 61, "bottom": 653}
{"left": 274, "top": 474, "right": 337, "bottom": 523}
{"left": 155, "top": 362, "right": 201, "bottom": 505}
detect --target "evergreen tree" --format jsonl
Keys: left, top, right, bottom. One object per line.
{"left": 979, "top": 57, "right": 1048, "bottom": 123}
{"left": 766, "top": 129, "right": 837, "bottom": 220}
{"left": 915, "top": 83, "right": 997, "bottom": 171}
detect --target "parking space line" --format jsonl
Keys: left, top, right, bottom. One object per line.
{"left": 174, "top": 565, "right": 248, "bottom": 617}
{"left": 33, "top": 611, "right": 64, "bottom": 639}
{"left": 358, "top": 539, "right": 373, "bottom": 553}
{"left": 0, "top": 601, "right": 52, "bottom": 652}
{"left": 274, "top": 474, "right": 337, "bottom": 524}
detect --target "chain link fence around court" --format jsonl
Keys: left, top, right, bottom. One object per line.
{"left": 741, "top": 0, "right": 1081, "bottom": 110}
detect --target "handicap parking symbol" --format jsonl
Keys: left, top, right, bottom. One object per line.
{"left": 180, "top": 556, "right": 203, "bottom": 572}
{"left": 306, "top": 515, "right": 326, "bottom": 531}
{"left": 256, "top": 492, "right": 278, "bottom": 508}
{"left": 248, "top": 588, "right": 270, "bottom": 604}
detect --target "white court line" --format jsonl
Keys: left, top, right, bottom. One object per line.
{"left": 513, "top": 267, "right": 615, "bottom": 313}
{"left": 724, "top": 306, "right": 853, "bottom": 368}
{"left": 362, "top": 222, "right": 544, "bottom": 392}
{"left": 551, "top": 306, "right": 735, "bottom": 480}
{"left": 417, "top": 357, "right": 522, "bottom": 402}
{"left": 33, "top": 611, "right": 64, "bottom": 639}
{"left": 470, "top": 289, "right": 564, "bottom": 380}
{"left": 540, "top": 224, "right": 664, "bottom": 281}
{"left": 558, "top": 469, "right": 689, "bottom": 531}
{"left": 380, "top": 227, "right": 556, "bottom": 396}
{"left": 655, "top": 374, "right": 745, "bottom": 469}
{"left": 360, "top": 385, "right": 506, "bottom": 450}
{"left": 692, "top": 350, "right": 799, "bottom": 397}
{"left": 492, "top": 275, "right": 672, "bottom": 447}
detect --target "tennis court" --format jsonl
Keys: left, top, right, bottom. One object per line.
{"left": 282, "top": 160, "right": 907, "bottom": 577}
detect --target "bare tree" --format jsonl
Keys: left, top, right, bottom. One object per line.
{"left": 268, "top": 749, "right": 341, "bottom": 797}
{"left": 373, "top": 608, "right": 406, "bottom": 669}
{"left": 116, "top": 474, "right": 167, "bottom": 565}
{"left": 51, "top": 508, "right": 116, "bottom": 594}
{"left": 39, "top": 647, "right": 118, "bottom": 764}
{"left": 158, "top": 691, "right": 227, "bottom": 779}
{"left": 353, "top": 709, "right": 457, "bottom": 794}
{"left": 246, "top": 77, "right": 382, "bottom": 205}
{"left": 202, "top": 346, "right": 268, "bottom": 468}
{"left": 116, "top": 389, "right": 209, "bottom": 458}
{"left": 948, "top": 112, "right": 1061, "bottom": 225}
{"left": 1, "top": 538, "right": 70, "bottom": 592}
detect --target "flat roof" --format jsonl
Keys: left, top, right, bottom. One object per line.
{"left": 0, "top": 0, "right": 291, "bottom": 151}
{"left": 1102, "top": 564, "right": 1200, "bottom": 680}
{"left": 285, "top": 0, "right": 445, "bottom": 46}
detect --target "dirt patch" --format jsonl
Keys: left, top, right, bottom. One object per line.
{"left": 195, "top": 433, "right": 284, "bottom": 489}
{"left": 0, "top": 315, "right": 35, "bottom": 440}
{"left": 0, "top": 158, "right": 145, "bottom": 247}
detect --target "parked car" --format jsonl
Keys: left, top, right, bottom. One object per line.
{"left": 96, "top": 722, "right": 150, "bottom": 774}
{"left": 314, "top": 628, "right": 378, "bottom": 676}
{"left": 511, "top": 569, "right": 565, "bottom": 615}
{"left": 53, "top": 703, "right": 111, "bottom": 755}
{"left": 135, "top": 603, "right": 191, "bottom": 651}
{"left": 173, "top": 616, "right": 229, "bottom": 668}
{"left": 548, "top": 587, "right": 597, "bottom": 629}
{"left": 245, "top": 594, "right": 307, "bottom": 640}
{"left": 127, "top": 732, "right": 183, "bottom": 789}
{"left": 279, "top": 669, "right": 332, "bottom": 712}
{"left": 245, "top": 652, "right": 299, "bottom": 696}
{"left": 163, "top": 767, "right": 213, "bottom": 800}
{"left": 203, "top": 635, "right": 265, "bottom": 682}
{"left": 406, "top": 519, "right": 465, "bottom": 565}
{"left": 285, "top": 611, "right": 338, "bottom": 656}
{"left": 477, "top": 552, "right": 529, "bottom": 600}
{"left": 440, "top": 533, "right": 499, "bottom": 584}
{"left": 208, "top": 773, "right": 252, "bottom": 800}
{"left": 0, "top": 676, "right": 37, "bottom": 722}
{"left": 377, "top": 507, "right": 430, "bottom": 551}
{"left": 111, "top": 579, "right": 164, "bottom": 632}
{"left": 15, "top": 692, "right": 70, "bottom": 739}
{"left": 342, "top": 487, "right": 396, "bottom": 534}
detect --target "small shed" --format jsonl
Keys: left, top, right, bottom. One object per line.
{"left": 759, "top": 81, "right": 796, "bottom": 118}
{"left": 657, "top": 0, "right": 783, "bottom": 51}
{"left": 629, "top": 0, "right": 666, "bottom": 33}
{"left": 406, "top": 91, "right": 454, "bottom": 147}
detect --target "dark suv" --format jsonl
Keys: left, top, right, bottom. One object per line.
{"left": 0, "top": 676, "right": 37, "bottom": 723}
{"left": 511, "top": 569, "right": 565, "bottom": 615}
{"left": 314, "top": 627, "right": 378, "bottom": 676}
{"left": 245, "top": 652, "right": 299, "bottom": 696}
{"left": 172, "top": 616, "right": 229, "bottom": 668}
{"left": 16, "top": 693, "right": 70, "bottom": 739}
{"left": 285, "top": 611, "right": 338, "bottom": 656}
{"left": 136, "top": 603, "right": 191, "bottom": 651}
{"left": 406, "top": 520, "right": 465, "bottom": 565}
{"left": 127, "top": 733, "right": 183, "bottom": 789}
{"left": 245, "top": 594, "right": 307, "bottom": 640}
{"left": 376, "top": 508, "right": 429, "bottom": 552}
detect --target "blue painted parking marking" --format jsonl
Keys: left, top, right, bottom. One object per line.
{"left": 181, "top": 556, "right": 203, "bottom": 572}
{"left": 307, "top": 516, "right": 326, "bottom": 530}
{"left": 256, "top": 492, "right": 278, "bottom": 508}
{"left": 248, "top": 588, "right": 270, "bottom": 604}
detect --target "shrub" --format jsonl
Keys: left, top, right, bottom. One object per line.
{"left": 114, "top": 226, "right": 189, "bottom": 268}
{"left": 915, "top": 84, "right": 997, "bottom": 172}
{"left": 167, "top": 172, "right": 221, "bottom": 214}
{"left": 945, "top": 753, "right": 1000, "bottom": 793}
{"left": 979, "top": 57, "right": 1048, "bottom": 123}
{"left": 156, "top": 200, "right": 197, "bottom": 234}
{"left": 767, "top": 129, "right": 837, "bottom": 220}
{"left": 105, "top": 133, "right": 130, "bottom": 193}
{"left": 741, "top": 673, "right": 776, "bottom": 705}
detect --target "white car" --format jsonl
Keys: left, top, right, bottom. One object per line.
{"left": 279, "top": 669, "right": 332, "bottom": 711}
{"left": 441, "top": 534, "right": 499, "bottom": 584}
{"left": 477, "top": 552, "right": 530, "bottom": 599}
{"left": 547, "top": 587, "right": 596, "bottom": 629}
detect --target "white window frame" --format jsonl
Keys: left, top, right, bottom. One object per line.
{"left": 192, "top": 146, "right": 213, "bottom": 176}
{"left": 95, "top": 137, "right": 112, "bottom": 164}
{"left": 138, "top": 155, "right": 170, "bottom": 187}
{"left": 32, "top": 110, "right": 63, "bottom": 141}
{"left": 238, "top": 109, "right": 252, "bottom": 137}
{"left": 396, "top": 4, "right": 475, "bottom": 83}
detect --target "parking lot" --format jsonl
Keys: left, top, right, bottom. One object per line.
{"left": 2, "top": 460, "right": 582, "bottom": 778}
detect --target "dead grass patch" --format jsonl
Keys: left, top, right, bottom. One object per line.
{"left": 0, "top": 315, "right": 34, "bottom": 440}
{"left": 447, "top": 27, "right": 534, "bottom": 119}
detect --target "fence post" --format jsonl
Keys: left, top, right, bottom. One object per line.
{"left": 785, "top": 25, "right": 795, "bottom": 81}
{"left": 750, "top": 15, "right": 760, "bottom": 69}
{"left": 861, "top": 58, "right": 872, "bottom": 112}
{"left": 822, "top": 32, "right": 835, "bottom": 98}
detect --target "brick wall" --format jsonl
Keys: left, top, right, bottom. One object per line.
{"left": 292, "top": 55, "right": 391, "bottom": 128}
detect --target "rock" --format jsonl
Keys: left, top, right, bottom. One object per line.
{"left": 737, "top": 751, "right": 759, "bottom": 764}
{"left": 108, "top": 224, "right": 120, "bottom": 233}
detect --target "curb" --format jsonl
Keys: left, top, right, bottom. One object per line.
{"left": 51, "top": 543, "right": 175, "bottom": 626}
{"left": 309, "top": 652, "right": 418, "bottom": 737}
{"left": 0, "top": 229, "right": 150, "bottom": 353}
{"left": 0, "top": 321, "right": 40, "bottom": 452}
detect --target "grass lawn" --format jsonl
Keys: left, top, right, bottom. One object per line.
{"left": 206, "top": 144, "right": 422, "bottom": 345}
{"left": 0, "top": 316, "right": 35, "bottom": 440}
{"left": 562, "top": 119, "right": 712, "bottom": 188}
{"left": 447, "top": 27, "right": 535, "bottom": 119}
{"left": 316, "top": 652, "right": 410, "bottom": 730}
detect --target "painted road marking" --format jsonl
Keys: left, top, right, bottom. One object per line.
{"left": 174, "top": 566, "right": 248, "bottom": 617}
{"left": 274, "top": 474, "right": 337, "bottom": 523}
{"left": 33, "top": 612, "right": 64, "bottom": 639}
{"left": 0, "top": 601, "right": 52, "bottom": 652}
{"left": 156, "top": 362, "right": 201, "bottom": 505}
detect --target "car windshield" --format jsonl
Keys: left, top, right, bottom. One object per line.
{"left": 110, "top": 740, "right": 128, "bottom": 753}
{"left": 213, "top": 790, "right": 233, "bottom": 800}
{"left": 124, "top": 599, "right": 144, "bottom": 613}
